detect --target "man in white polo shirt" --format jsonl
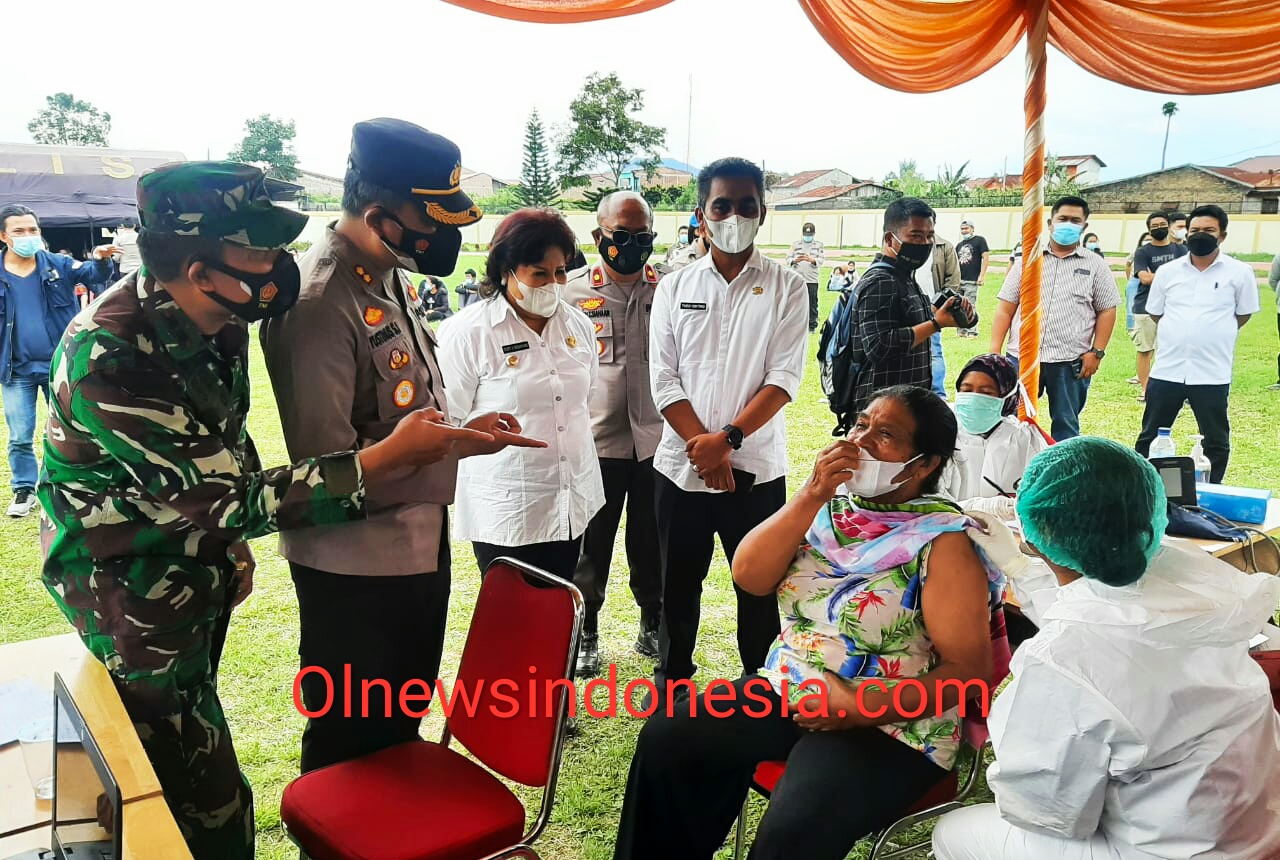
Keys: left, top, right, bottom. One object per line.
{"left": 647, "top": 156, "right": 808, "bottom": 708}
{"left": 1135, "top": 204, "right": 1258, "bottom": 482}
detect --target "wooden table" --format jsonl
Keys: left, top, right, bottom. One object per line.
{"left": 1186, "top": 498, "right": 1280, "bottom": 573}
{"left": 0, "top": 634, "right": 192, "bottom": 860}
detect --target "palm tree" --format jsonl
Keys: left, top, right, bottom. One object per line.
{"left": 1161, "top": 102, "right": 1179, "bottom": 169}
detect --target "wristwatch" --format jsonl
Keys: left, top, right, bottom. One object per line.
{"left": 1089, "top": 347, "right": 1106, "bottom": 359}
{"left": 722, "top": 424, "right": 745, "bottom": 450}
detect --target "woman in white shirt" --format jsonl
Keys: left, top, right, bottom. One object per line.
{"left": 934, "top": 437, "right": 1280, "bottom": 860}
{"left": 438, "top": 208, "right": 604, "bottom": 580}
{"left": 943, "top": 354, "right": 1048, "bottom": 518}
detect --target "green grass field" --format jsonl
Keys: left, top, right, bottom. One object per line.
{"left": 2, "top": 253, "right": 1277, "bottom": 859}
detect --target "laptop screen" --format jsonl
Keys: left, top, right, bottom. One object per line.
{"left": 52, "top": 673, "right": 122, "bottom": 860}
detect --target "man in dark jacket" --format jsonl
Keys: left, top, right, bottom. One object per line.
{"left": 1, "top": 204, "right": 117, "bottom": 516}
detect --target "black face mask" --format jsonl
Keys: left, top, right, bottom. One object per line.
{"left": 596, "top": 234, "right": 652, "bottom": 276}
{"left": 890, "top": 234, "right": 933, "bottom": 271}
{"left": 199, "top": 253, "right": 300, "bottom": 322}
{"left": 378, "top": 211, "right": 462, "bottom": 276}
{"left": 1185, "top": 231, "right": 1219, "bottom": 257}
{"left": 1149, "top": 227, "right": 1170, "bottom": 241}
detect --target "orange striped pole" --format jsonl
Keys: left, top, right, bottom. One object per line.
{"left": 1018, "top": 0, "right": 1048, "bottom": 419}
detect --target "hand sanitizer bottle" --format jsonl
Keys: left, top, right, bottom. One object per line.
{"left": 1188, "top": 434, "right": 1211, "bottom": 484}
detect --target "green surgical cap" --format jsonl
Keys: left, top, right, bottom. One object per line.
{"left": 1016, "top": 437, "right": 1168, "bottom": 586}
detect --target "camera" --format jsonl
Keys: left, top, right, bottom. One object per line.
{"left": 933, "top": 289, "right": 978, "bottom": 329}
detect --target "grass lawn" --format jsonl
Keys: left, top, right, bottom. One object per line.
{"left": 2, "top": 252, "right": 1277, "bottom": 859}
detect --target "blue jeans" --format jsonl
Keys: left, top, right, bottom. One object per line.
{"left": 930, "top": 332, "right": 947, "bottom": 399}
{"left": 1125, "top": 276, "right": 1138, "bottom": 331}
{"left": 1038, "top": 361, "right": 1090, "bottom": 441}
{"left": 3, "top": 373, "right": 50, "bottom": 492}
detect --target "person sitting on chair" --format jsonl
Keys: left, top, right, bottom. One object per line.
{"left": 942, "top": 354, "right": 1049, "bottom": 519}
{"left": 934, "top": 437, "right": 1280, "bottom": 860}
{"left": 613, "top": 385, "right": 1006, "bottom": 860}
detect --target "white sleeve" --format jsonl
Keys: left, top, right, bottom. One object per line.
{"left": 1235, "top": 264, "right": 1260, "bottom": 315}
{"left": 988, "top": 652, "right": 1126, "bottom": 839}
{"left": 649, "top": 274, "right": 687, "bottom": 411}
{"left": 436, "top": 317, "right": 479, "bottom": 422}
{"left": 1146, "top": 266, "right": 1171, "bottom": 316}
{"left": 762, "top": 275, "right": 810, "bottom": 400}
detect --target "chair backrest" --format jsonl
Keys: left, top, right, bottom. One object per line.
{"left": 448, "top": 559, "right": 583, "bottom": 787}
{"left": 963, "top": 608, "right": 1013, "bottom": 749}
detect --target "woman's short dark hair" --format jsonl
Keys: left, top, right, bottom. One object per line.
{"left": 866, "top": 385, "right": 957, "bottom": 493}
{"left": 137, "top": 229, "right": 225, "bottom": 281}
{"left": 481, "top": 208, "right": 578, "bottom": 299}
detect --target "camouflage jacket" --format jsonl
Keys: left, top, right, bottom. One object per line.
{"left": 38, "top": 273, "right": 366, "bottom": 646}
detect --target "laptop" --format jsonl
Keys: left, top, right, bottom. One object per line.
{"left": 4, "top": 672, "right": 123, "bottom": 860}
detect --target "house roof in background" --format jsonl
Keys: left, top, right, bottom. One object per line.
{"left": 776, "top": 168, "right": 844, "bottom": 188}
{"left": 1057, "top": 154, "right": 1107, "bottom": 167}
{"left": 1229, "top": 155, "right": 1280, "bottom": 173}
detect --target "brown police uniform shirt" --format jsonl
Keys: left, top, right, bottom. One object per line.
{"left": 561, "top": 262, "right": 663, "bottom": 461}
{"left": 259, "top": 225, "right": 457, "bottom": 576}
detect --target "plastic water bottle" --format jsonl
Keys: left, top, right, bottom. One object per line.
{"left": 1149, "top": 427, "right": 1177, "bottom": 459}
{"left": 1188, "top": 434, "right": 1211, "bottom": 484}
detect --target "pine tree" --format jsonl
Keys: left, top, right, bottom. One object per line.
{"left": 516, "top": 110, "right": 561, "bottom": 209}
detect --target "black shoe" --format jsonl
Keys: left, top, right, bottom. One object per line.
{"left": 575, "top": 633, "right": 600, "bottom": 678}
{"left": 635, "top": 612, "right": 660, "bottom": 660}
{"left": 565, "top": 715, "right": 580, "bottom": 737}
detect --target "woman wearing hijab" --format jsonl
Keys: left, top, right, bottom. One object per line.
{"left": 934, "top": 437, "right": 1280, "bottom": 860}
{"left": 942, "top": 354, "right": 1049, "bottom": 519}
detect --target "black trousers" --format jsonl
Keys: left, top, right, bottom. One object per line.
{"left": 474, "top": 537, "right": 582, "bottom": 583}
{"left": 291, "top": 525, "right": 452, "bottom": 773}
{"left": 806, "top": 283, "right": 820, "bottom": 331}
{"left": 613, "top": 676, "right": 947, "bottom": 860}
{"left": 1135, "top": 378, "right": 1231, "bottom": 482}
{"left": 573, "top": 456, "right": 662, "bottom": 628}
{"left": 654, "top": 475, "right": 786, "bottom": 684}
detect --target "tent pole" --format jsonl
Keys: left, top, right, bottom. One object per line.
{"left": 1018, "top": 0, "right": 1048, "bottom": 421}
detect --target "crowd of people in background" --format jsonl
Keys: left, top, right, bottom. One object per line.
{"left": 1, "top": 120, "right": 1278, "bottom": 860}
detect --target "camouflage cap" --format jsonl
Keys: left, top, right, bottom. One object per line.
{"left": 136, "top": 161, "right": 309, "bottom": 250}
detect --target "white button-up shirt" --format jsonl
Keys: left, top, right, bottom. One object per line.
{"left": 1148, "top": 251, "right": 1259, "bottom": 386}
{"left": 438, "top": 296, "right": 604, "bottom": 545}
{"left": 649, "top": 250, "right": 809, "bottom": 493}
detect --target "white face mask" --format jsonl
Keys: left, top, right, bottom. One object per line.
{"left": 705, "top": 214, "right": 760, "bottom": 254}
{"left": 842, "top": 454, "right": 921, "bottom": 499}
{"left": 508, "top": 272, "right": 560, "bottom": 318}
{"left": 1172, "top": 226, "right": 1187, "bottom": 240}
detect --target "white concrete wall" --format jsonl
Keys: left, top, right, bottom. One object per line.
{"left": 296, "top": 207, "right": 1280, "bottom": 255}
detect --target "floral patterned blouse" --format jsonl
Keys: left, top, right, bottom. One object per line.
{"left": 759, "top": 495, "right": 1005, "bottom": 771}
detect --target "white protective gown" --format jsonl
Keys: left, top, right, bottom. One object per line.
{"left": 943, "top": 415, "right": 1048, "bottom": 511}
{"left": 934, "top": 540, "right": 1280, "bottom": 860}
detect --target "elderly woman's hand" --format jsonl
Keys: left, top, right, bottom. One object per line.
{"left": 793, "top": 672, "right": 864, "bottom": 731}
{"left": 801, "top": 440, "right": 863, "bottom": 504}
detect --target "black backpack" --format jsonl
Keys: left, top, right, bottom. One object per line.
{"left": 818, "top": 261, "right": 895, "bottom": 436}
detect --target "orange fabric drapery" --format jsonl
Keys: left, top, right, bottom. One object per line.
{"left": 441, "top": 0, "right": 673, "bottom": 24}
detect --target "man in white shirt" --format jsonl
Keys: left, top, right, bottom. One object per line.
{"left": 1135, "top": 204, "right": 1258, "bottom": 482}
{"left": 647, "top": 157, "right": 808, "bottom": 707}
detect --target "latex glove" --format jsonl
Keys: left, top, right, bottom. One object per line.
{"left": 962, "top": 494, "right": 1017, "bottom": 520}
{"left": 964, "top": 509, "right": 1030, "bottom": 578}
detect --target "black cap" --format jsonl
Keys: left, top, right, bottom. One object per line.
{"left": 348, "top": 118, "right": 482, "bottom": 227}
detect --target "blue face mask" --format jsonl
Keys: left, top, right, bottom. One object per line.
{"left": 954, "top": 391, "right": 1011, "bottom": 435}
{"left": 802, "top": 234, "right": 814, "bottom": 242}
{"left": 9, "top": 235, "right": 43, "bottom": 258}
{"left": 1051, "top": 222, "right": 1083, "bottom": 246}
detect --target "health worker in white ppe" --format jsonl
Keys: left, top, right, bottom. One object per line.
{"left": 941, "top": 353, "right": 1048, "bottom": 518}
{"left": 933, "top": 437, "right": 1280, "bottom": 860}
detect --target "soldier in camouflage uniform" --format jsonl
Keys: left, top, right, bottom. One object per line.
{"left": 37, "top": 161, "right": 493, "bottom": 860}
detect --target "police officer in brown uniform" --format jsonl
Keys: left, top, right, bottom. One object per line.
{"left": 563, "top": 190, "right": 664, "bottom": 677}
{"left": 260, "top": 118, "right": 541, "bottom": 772}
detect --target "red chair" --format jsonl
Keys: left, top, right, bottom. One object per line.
{"left": 280, "top": 558, "right": 584, "bottom": 860}
{"left": 734, "top": 609, "right": 1013, "bottom": 859}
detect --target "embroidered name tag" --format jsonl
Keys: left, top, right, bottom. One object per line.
{"left": 502, "top": 341, "right": 530, "bottom": 354}
{"left": 1073, "top": 268, "right": 1090, "bottom": 276}
{"left": 680, "top": 302, "right": 707, "bottom": 310}
{"left": 584, "top": 309, "right": 610, "bottom": 319}
{"left": 368, "top": 321, "right": 403, "bottom": 349}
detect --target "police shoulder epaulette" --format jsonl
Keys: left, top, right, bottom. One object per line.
{"left": 591, "top": 265, "right": 605, "bottom": 287}
{"left": 643, "top": 263, "right": 658, "bottom": 284}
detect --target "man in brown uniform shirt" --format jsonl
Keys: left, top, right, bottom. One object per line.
{"left": 260, "top": 118, "right": 540, "bottom": 772}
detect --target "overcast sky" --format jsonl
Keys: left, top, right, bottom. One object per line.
{"left": 6, "top": 0, "right": 1279, "bottom": 185}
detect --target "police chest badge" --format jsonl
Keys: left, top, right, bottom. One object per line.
{"left": 389, "top": 348, "right": 411, "bottom": 370}
{"left": 566, "top": 336, "right": 577, "bottom": 349}
{"left": 393, "top": 380, "right": 415, "bottom": 408}
{"left": 364, "top": 306, "right": 384, "bottom": 326}
{"left": 407, "top": 283, "right": 419, "bottom": 302}
{"left": 578, "top": 296, "right": 606, "bottom": 312}
{"left": 507, "top": 355, "right": 520, "bottom": 367}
